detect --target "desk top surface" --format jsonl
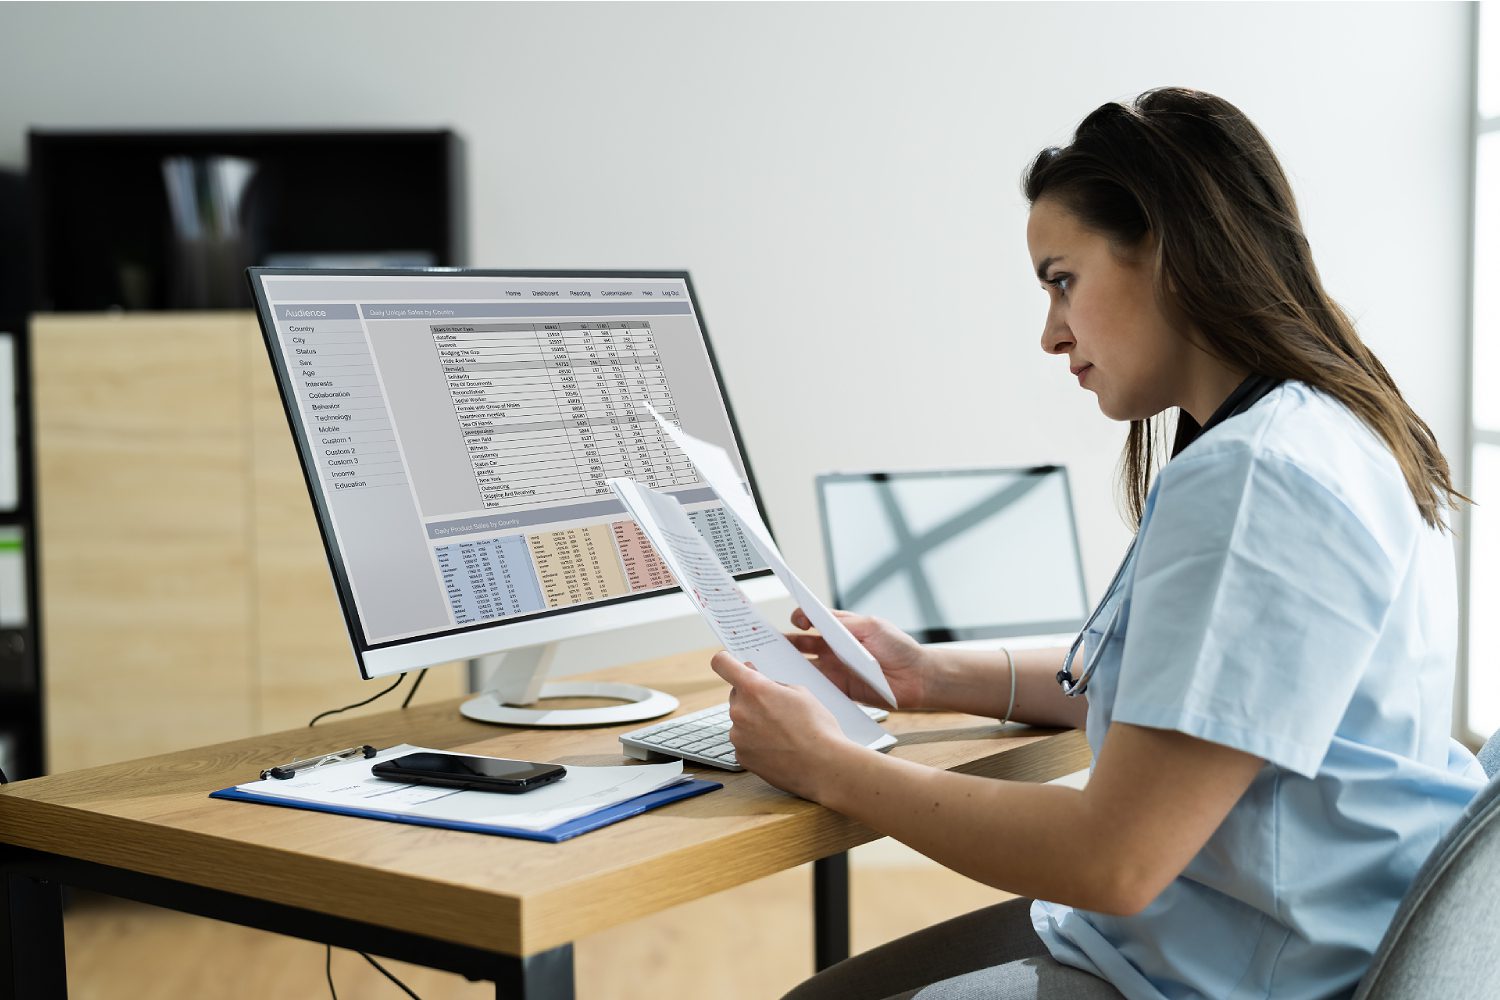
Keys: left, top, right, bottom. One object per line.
{"left": 0, "top": 650, "right": 1089, "bottom": 956}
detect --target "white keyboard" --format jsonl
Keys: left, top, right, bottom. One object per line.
{"left": 620, "top": 701, "right": 890, "bottom": 771}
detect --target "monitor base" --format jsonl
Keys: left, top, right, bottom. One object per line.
{"left": 460, "top": 682, "right": 679, "bottom": 727}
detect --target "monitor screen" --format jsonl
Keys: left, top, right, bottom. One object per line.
{"left": 816, "top": 467, "right": 1088, "bottom": 643}
{"left": 249, "top": 269, "right": 771, "bottom": 676}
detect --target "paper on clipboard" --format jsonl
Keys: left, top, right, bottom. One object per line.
{"left": 609, "top": 477, "right": 893, "bottom": 750}
{"left": 231, "top": 744, "right": 692, "bottom": 833}
{"left": 642, "top": 404, "right": 897, "bottom": 708}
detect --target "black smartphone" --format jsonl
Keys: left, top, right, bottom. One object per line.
{"left": 371, "top": 753, "right": 567, "bottom": 794}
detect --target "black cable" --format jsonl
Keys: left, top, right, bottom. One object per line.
{"left": 316, "top": 663, "right": 428, "bottom": 997}
{"left": 361, "top": 673, "right": 428, "bottom": 998}
{"left": 360, "top": 952, "right": 422, "bottom": 999}
{"left": 400, "top": 668, "right": 428, "bottom": 709}
{"left": 307, "top": 673, "right": 407, "bottom": 727}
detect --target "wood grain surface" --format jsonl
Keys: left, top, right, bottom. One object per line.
{"left": 1, "top": 650, "right": 1089, "bottom": 958}
{"left": 33, "top": 311, "right": 458, "bottom": 773}
{"left": 33, "top": 313, "right": 260, "bottom": 772}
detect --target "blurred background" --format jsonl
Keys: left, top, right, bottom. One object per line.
{"left": 0, "top": 2, "right": 1493, "bottom": 997}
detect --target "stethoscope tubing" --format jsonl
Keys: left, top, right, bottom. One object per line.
{"left": 1052, "top": 376, "right": 1282, "bottom": 700}
{"left": 1058, "top": 539, "right": 1137, "bottom": 698}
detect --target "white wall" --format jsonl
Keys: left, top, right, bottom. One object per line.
{"left": 0, "top": 2, "right": 1473, "bottom": 676}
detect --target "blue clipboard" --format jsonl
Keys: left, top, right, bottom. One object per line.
{"left": 209, "top": 778, "right": 722, "bottom": 844}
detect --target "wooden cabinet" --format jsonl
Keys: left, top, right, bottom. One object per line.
{"left": 33, "top": 313, "right": 458, "bottom": 772}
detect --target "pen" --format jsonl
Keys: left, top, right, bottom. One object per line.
{"left": 262, "top": 744, "right": 378, "bottom": 780}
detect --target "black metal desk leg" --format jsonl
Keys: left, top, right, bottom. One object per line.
{"left": 813, "top": 852, "right": 850, "bottom": 970}
{"left": 0, "top": 871, "right": 67, "bottom": 999}
{"left": 496, "top": 942, "right": 573, "bottom": 1000}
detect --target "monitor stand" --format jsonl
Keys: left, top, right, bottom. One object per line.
{"left": 459, "top": 643, "right": 679, "bottom": 727}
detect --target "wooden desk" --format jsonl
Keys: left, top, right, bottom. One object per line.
{"left": 0, "top": 651, "right": 1090, "bottom": 999}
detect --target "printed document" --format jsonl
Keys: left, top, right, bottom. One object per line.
{"left": 609, "top": 477, "right": 894, "bottom": 750}
{"left": 234, "top": 745, "right": 689, "bottom": 833}
{"left": 0, "top": 336, "right": 15, "bottom": 511}
{"left": 641, "top": 403, "right": 898, "bottom": 708}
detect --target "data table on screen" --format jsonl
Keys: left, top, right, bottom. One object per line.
{"left": 431, "top": 510, "right": 767, "bottom": 627}
{"left": 436, "top": 321, "right": 699, "bottom": 512}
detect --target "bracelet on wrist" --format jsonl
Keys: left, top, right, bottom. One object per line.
{"left": 1000, "top": 647, "right": 1017, "bottom": 726}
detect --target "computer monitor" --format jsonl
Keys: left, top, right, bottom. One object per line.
{"left": 247, "top": 269, "right": 780, "bottom": 726}
{"left": 816, "top": 467, "right": 1088, "bottom": 645}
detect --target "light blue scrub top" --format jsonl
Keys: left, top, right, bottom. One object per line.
{"left": 1032, "top": 382, "right": 1486, "bottom": 1000}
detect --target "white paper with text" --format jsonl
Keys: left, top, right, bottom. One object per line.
{"left": 643, "top": 404, "right": 897, "bottom": 707}
{"left": 609, "top": 477, "right": 893, "bottom": 749}
{"left": 236, "top": 744, "right": 690, "bottom": 832}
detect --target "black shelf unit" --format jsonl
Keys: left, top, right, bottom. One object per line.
{"left": 6, "top": 131, "right": 465, "bottom": 779}
{"left": 29, "top": 128, "right": 466, "bottom": 312}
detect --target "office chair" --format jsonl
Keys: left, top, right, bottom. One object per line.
{"left": 1352, "top": 728, "right": 1500, "bottom": 999}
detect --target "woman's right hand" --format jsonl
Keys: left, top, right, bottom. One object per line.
{"left": 784, "top": 608, "right": 937, "bottom": 710}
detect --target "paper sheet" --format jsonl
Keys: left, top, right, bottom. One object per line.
{"left": 642, "top": 404, "right": 897, "bottom": 708}
{"left": 0, "top": 335, "right": 16, "bottom": 512}
{"left": 0, "top": 528, "right": 23, "bottom": 628}
{"left": 609, "top": 478, "right": 893, "bottom": 750}
{"left": 236, "top": 745, "right": 690, "bottom": 833}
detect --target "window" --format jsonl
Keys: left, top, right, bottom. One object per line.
{"left": 1466, "top": 1, "right": 1500, "bottom": 740}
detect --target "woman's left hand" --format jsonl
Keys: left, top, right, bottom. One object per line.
{"left": 710, "top": 650, "right": 847, "bottom": 801}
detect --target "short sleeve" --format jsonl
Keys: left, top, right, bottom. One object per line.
{"left": 1112, "top": 447, "right": 1402, "bottom": 778}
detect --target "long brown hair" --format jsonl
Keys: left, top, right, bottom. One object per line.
{"left": 1023, "top": 87, "right": 1464, "bottom": 530}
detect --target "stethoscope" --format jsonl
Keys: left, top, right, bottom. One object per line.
{"left": 1052, "top": 375, "right": 1285, "bottom": 698}
{"left": 1056, "top": 537, "right": 1138, "bottom": 698}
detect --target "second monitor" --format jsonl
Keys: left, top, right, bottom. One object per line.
{"left": 816, "top": 466, "right": 1088, "bottom": 648}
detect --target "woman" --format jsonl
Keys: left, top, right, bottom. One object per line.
{"left": 711, "top": 88, "right": 1487, "bottom": 1000}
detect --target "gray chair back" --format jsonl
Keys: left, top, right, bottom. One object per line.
{"left": 1353, "top": 731, "right": 1500, "bottom": 999}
